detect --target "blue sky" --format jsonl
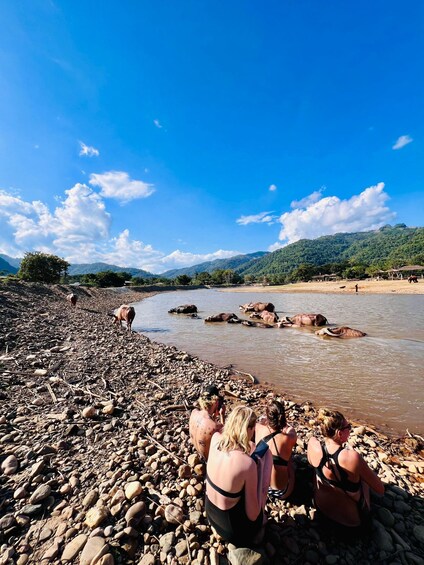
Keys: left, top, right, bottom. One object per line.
{"left": 0, "top": 1, "right": 422, "bottom": 273}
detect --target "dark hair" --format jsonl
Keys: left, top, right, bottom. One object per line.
{"left": 266, "top": 399, "right": 287, "bottom": 430}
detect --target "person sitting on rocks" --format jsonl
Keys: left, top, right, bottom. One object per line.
{"left": 255, "top": 398, "right": 297, "bottom": 500}
{"left": 189, "top": 385, "right": 225, "bottom": 461}
{"left": 307, "top": 407, "right": 384, "bottom": 533}
{"left": 205, "top": 405, "right": 272, "bottom": 547}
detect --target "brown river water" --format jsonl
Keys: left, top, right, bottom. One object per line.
{"left": 132, "top": 289, "right": 424, "bottom": 437}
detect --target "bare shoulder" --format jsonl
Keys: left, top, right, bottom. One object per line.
{"left": 284, "top": 425, "right": 297, "bottom": 439}
{"left": 339, "top": 445, "right": 361, "bottom": 468}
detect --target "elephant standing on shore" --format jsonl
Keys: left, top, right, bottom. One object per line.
{"left": 315, "top": 326, "right": 367, "bottom": 338}
{"left": 277, "top": 313, "right": 328, "bottom": 327}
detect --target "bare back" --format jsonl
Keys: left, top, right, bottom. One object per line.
{"left": 189, "top": 409, "right": 221, "bottom": 460}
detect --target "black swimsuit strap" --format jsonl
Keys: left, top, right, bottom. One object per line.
{"left": 206, "top": 473, "right": 244, "bottom": 498}
{"left": 262, "top": 430, "right": 289, "bottom": 467}
{"left": 261, "top": 430, "right": 280, "bottom": 444}
{"left": 317, "top": 443, "right": 360, "bottom": 493}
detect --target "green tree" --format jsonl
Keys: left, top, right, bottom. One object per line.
{"left": 95, "top": 271, "right": 128, "bottom": 287}
{"left": 175, "top": 274, "right": 192, "bottom": 285}
{"left": 18, "top": 252, "right": 69, "bottom": 283}
{"left": 192, "top": 271, "right": 212, "bottom": 285}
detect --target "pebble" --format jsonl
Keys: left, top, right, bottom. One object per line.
{"left": 85, "top": 507, "right": 109, "bottom": 528}
{"left": 1, "top": 454, "right": 18, "bottom": 475}
{"left": 124, "top": 481, "right": 143, "bottom": 500}
{"left": 79, "top": 536, "right": 108, "bottom": 565}
{"left": 29, "top": 484, "right": 52, "bottom": 504}
{"left": 61, "top": 533, "right": 88, "bottom": 561}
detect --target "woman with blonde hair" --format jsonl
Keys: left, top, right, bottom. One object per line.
{"left": 255, "top": 398, "right": 297, "bottom": 499}
{"left": 205, "top": 405, "right": 272, "bottom": 546}
{"left": 307, "top": 408, "right": 384, "bottom": 531}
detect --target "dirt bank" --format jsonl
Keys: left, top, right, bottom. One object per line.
{"left": 222, "top": 280, "right": 424, "bottom": 295}
{"left": 0, "top": 282, "right": 423, "bottom": 564}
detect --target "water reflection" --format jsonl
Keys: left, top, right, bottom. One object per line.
{"left": 132, "top": 289, "right": 424, "bottom": 436}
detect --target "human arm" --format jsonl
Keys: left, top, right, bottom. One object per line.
{"left": 357, "top": 453, "right": 385, "bottom": 495}
{"left": 243, "top": 457, "right": 262, "bottom": 521}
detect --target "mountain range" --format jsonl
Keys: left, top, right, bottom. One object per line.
{"left": 1, "top": 224, "right": 423, "bottom": 278}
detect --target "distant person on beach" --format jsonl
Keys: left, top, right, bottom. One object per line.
{"left": 189, "top": 385, "right": 225, "bottom": 461}
{"left": 205, "top": 406, "right": 272, "bottom": 547}
{"left": 255, "top": 398, "right": 297, "bottom": 500}
{"left": 307, "top": 408, "right": 384, "bottom": 533}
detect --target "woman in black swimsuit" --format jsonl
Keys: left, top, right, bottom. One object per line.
{"left": 255, "top": 399, "right": 297, "bottom": 499}
{"left": 307, "top": 408, "right": 384, "bottom": 530}
{"left": 205, "top": 406, "right": 272, "bottom": 546}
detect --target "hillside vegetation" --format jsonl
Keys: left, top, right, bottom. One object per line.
{"left": 238, "top": 225, "right": 424, "bottom": 277}
{"left": 161, "top": 251, "right": 268, "bottom": 278}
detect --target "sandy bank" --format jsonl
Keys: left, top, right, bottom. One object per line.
{"left": 221, "top": 279, "right": 424, "bottom": 295}
{"left": 0, "top": 282, "right": 423, "bottom": 564}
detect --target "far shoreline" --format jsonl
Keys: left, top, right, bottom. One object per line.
{"left": 219, "top": 279, "right": 424, "bottom": 295}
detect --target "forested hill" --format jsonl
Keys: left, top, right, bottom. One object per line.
{"left": 161, "top": 251, "right": 268, "bottom": 278}
{"left": 0, "top": 256, "right": 18, "bottom": 274}
{"left": 68, "top": 262, "right": 154, "bottom": 277}
{"left": 239, "top": 225, "right": 424, "bottom": 276}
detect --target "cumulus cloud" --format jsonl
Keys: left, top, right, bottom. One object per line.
{"left": 0, "top": 185, "right": 239, "bottom": 274}
{"left": 89, "top": 171, "right": 154, "bottom": 203}
{"left": 392, "top": 135, "right": 413, "bottom": 150}
{"left": 149, "top": 249, "right": 240, "bottom": 274}
{"left": 79, "top": 141, "right": 100, "bottom": 157}
{"left": 236, "top": 211, "right": 277, "bottom": 225}
{"left": 291, "top": 189, "right": 324, "bottom": 209}
{"left": 269, "top": 184, "right": 277, "bottom": 192}
{"left": 277, "top": 182, "right": 396, "bottom": 244}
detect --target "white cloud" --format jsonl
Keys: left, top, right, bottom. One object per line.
{"left": 89, "top": 171, "right": 154, "bottom": 203}
{"left": 277, "top": 182, "right": 396, "bottom": 244}
{"left": 153, "top": 119, "right": 163, "bottom": 129}
{"left": 79, "top": 141, "right": 100, "bottom": 157}
{"left": 392, "top": 135, "right": 413, "bottom": 150}
{"left": 269, "top": 184, "right": 277, "bottom": 192}
{"left": 0, "top": 185, "right": 239, "bottom": 275}
{"left": 291, "top": 188, "right": 324, "bottom": 209}
{"left": 268, "top": 241, "right": 285, "bottom": 252}
{"left": 149, "top": 249, "right": 240, "bottom": 274}
{"left": 236, "top": 211, "right": 276, "bottom": 225}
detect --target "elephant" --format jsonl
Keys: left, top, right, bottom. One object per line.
{"left": 168, "top": 304, "right": 198, "bottom": 314}
{"left": 205, "top": 313, "right": 240, "bottom": 323}
{"left": 315, "top": 326, "right": 367, "bottom": 338}
{"left": 239, "top": 302, "right": 275, "bottom": 313}
{"left": 249, "top": 311, "right": 279, "bottom": 325}
{"left": 278, "top": 313, "right": 328, "bottom": 327}
{"left": 241, "top": 320, "right": 273, "bottom": 328}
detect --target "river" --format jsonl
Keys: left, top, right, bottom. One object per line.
{"left": 131, "top": 289, "right": 424, "bottom": 437}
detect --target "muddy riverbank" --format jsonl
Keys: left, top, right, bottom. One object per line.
{"left": 0, "top": 282, "right": 423, "bottom": 564}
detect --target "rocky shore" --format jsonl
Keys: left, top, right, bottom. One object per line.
{"left": 0, "top": 282, "right": 423, "bottom": 565}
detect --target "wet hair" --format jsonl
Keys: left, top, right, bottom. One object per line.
{"left": 266, "top": 399, "right": 287, "bottom": 430}
{"left": 317, "top": 408, "right": 346, "bottom": 438}
{"left": 217, "top": 405, "right": 257, "bottom": 454}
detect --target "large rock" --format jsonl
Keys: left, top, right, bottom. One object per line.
{"left": 29, "top": 484, "right": 52, "bottom": 504}
{"left": 125, "top": 501, "right": 146, "bottom": 527}
{"left": 228, "top": 547, "right": 264, "bottom": 565}
{"left": 79, "top": 536, "right": 108, "bottom": 565}
{"left": 1, "top": 454, "right": 18, "bottom": 475}
{"left": 84, "top": 507, "right": 109, "bottom": 528}
{"left": 61, "top": 534, "right": 88, "bottom": 561}
{"left": 124, "top": 481, "right": 143, "bottom": 500}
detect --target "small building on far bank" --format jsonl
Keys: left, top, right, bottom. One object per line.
{"left": 387, "top": 265, "right": 424, "bottom": 279}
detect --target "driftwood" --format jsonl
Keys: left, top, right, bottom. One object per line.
{"left": 225, "top": 365, "right": 257, "bottom": 384}
{"left": 139, "top": 425, "right": 187, "bottom": 465}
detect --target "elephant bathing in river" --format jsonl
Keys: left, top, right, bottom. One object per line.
{"left": 277, "top": 313, "right": 327, "bottom": 327}
{"left": 249, "top": 310, "right": 279, "bottom": 325}
{"left": 168, "top": 304, "right": 198, "bottom": 314}
{"left": 315, "top": 326, "right": 366, "bottom": 338}
{"left": 239, "top": 302, "right": 275, "bottom": 313}
{"left": 205, "top": 313, "right": 240, "bottom": 323}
